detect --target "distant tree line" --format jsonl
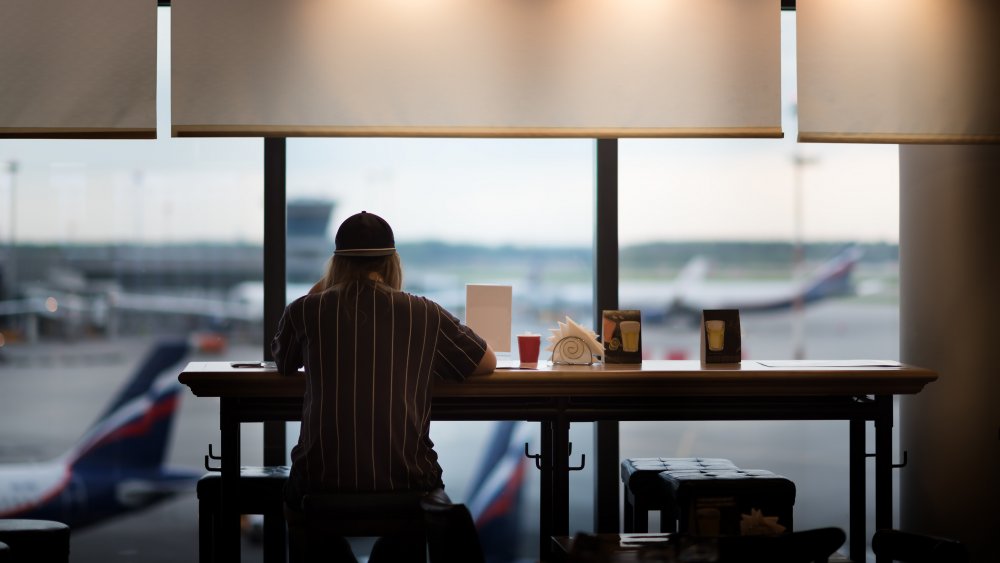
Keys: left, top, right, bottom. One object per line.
{"left": 398, "top": 240, "right": 899, "bottom": 270}
{"left": 620, "top": 241, "right": 899, "bottom": 269}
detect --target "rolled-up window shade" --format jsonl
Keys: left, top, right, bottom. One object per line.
{"left": 798, "top": 0, "right": 1000, "bottom": 144}
{"left": 172, "top": 0, "right": 781, "bottom": 138}
{"left": 0, "top": 0, "right": 156, "bottom": 139}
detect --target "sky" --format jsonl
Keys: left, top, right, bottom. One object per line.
{"left": 0, "top": 10, "right": 899, "bottom": 248}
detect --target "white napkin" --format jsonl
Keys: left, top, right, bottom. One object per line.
{"left": 545, "top": 316, "right": 603, "bottom": 358}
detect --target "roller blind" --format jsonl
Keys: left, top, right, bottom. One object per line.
{"left": 172, "top": 0, "right": 782, "bottom": 138}
{"left": 798, "top": 0, "right": 1000, "bottom": 144}
{"left": 0, "top": 0, "right": 157, "bottom": 139}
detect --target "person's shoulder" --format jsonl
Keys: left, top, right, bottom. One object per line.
{"left": 393, "top": 290, "right": 448, "bottom": 313}
{"left": 289, "top": 287, "right": 342, "bottom": 308}
{"left": 393, "top": 289, "right": 428, "bottom": 305}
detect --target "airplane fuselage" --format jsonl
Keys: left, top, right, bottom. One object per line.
{"left": 0, "top": 459, "right": 192, "bottom": 529}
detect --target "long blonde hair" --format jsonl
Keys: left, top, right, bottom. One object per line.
{"left": 321, "top": 252, "right": 403, "bottom": 291}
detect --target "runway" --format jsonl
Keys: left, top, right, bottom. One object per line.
{"left": 0, "top": 298, "right": 902, "bottom": 562}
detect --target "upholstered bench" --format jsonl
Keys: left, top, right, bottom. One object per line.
{"left": 621, "top": 457, "right": 739, "bottom": 533}
{"left": 620, "top": 458, "right": 795, "bottom": 536}
{"left": 197, "top": 465, "right": 290, "bottom": 563}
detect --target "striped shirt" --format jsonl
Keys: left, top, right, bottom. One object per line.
{"left": 272, "top": 279, "right": 488, "bottom": 494}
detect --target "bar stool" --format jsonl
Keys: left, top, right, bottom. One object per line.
{"left": 620, "top": 457, "right": 739, "bottom": 532}
{"left": 0, "top": 519, "right": 70, "bottom": 563}
{"left": 284, "top": 489, "right": 485, "bottom": 563}
{"left": 0, "top": 541, "right": 11, "bottom": 562}
{"left": 284, "top": 490, "right": 429, "bottom": 563}
{"left": 196, "top": 465, "right": 290, "bottom": 563}
{"left": 421, "top": 494, "right": 485, "bottom": 563}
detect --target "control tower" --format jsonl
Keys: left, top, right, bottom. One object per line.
{"left": 286, "top": 199, "right": 336, "bottom": 283}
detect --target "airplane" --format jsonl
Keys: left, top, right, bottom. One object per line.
{"left": 620, "top": 244, "right": 865, "bottom": 324}
{"left": 0, "top": 339, "right": 201, "bottom": 528}
{"left": 465, "top": 421, "right": 532, "bottom": 563}
{"left": 412, "top": 244, "right": 865, "bottom": 330}
{"left": 0, "top": 244, "right": 866, "bottom": 347}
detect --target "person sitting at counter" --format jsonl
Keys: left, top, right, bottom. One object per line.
{"left": 271, "top": 210, "right": 496, "bottom": 562}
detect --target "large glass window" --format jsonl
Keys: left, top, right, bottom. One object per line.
{"left": 0, "top": 8, "right": 262, "bottom": 562}
{"left": 618, "top": 12, "right": 900, "bottom": 554}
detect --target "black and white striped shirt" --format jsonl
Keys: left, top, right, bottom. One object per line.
{"left": 272, "top": 279, "right": 488, "bottom": 493}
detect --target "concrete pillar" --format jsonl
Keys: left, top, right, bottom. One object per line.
{"left": 900, "top": 144, "right": 1000, "bottom": 563}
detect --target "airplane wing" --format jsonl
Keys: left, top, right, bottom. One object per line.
{"left": 110, "top": 291, "right": 261, "bottom": 322}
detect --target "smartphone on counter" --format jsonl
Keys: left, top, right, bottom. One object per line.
{"left": 229, "top": 361, "right": 277, "bottom": 369}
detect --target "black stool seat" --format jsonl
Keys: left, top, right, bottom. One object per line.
{"left": 285, "top": 490, "right": 431, "bottom": 563}
{"left": 197, "top": 466, "right": 290, "bottom": 563}
{"left": 196, "top": 465, "right": 291, "bottom": 512}
{"left": 0, "top": 519, "right": 70, "bottom": 563}
{"left": 0, "top": 540, "right": 11, "bottom": 562}
{"left": 287, "top": 490, "right": 428, "bottom": 536}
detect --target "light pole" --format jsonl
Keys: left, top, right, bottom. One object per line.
{"left": 4, "top": 160, "right": 17, "bottom": 302}
{"left": 792, "top": 151, "right": 817, "bottom": 360}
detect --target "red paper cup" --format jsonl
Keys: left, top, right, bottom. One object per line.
{"left": 517, "top": 334, "right": 541, "bottom": 364}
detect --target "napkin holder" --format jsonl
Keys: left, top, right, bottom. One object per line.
{"left": 551, "top": 336, "right": 596, "bottom": 365}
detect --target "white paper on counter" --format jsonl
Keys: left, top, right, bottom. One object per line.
{"left": 756, "top": 360, "right": 901, "bottom": 368}
{"left": 465, "top": 284, "right": 512, "bottom": 353}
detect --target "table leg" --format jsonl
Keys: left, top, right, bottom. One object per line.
{"left": 539, "top": 416, "right": 571, "bottom": 562}
{"left": 552, "top": 415, "right": 570, "bottom": 540}
{"left": 220, "top": 398, "right": 241, "bottom": 563}
{"left": 593, "top": 421, "right": 620, "bottom": 533}
{"left": 539, "top": 420, "right": 553, "bottom": 560}
{"left": 874, "top": 395, "right": 894, "bottom": 563}
{"left": 262, "top": 421, "right": 286, "bottom": 563}
{"left": 849, "top": 417, "right": 866, "bottom": 563}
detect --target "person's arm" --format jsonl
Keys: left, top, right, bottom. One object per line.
{"left": 469, "top": 343, "right": 497, "bottom": 376}
{"left": 270, "top": 304, "right": 303, "bottom": 375}
{"left": 431, "top": 302, "right": 495, "bottom": 380}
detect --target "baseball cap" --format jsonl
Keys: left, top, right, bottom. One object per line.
{"left": 334, "top": 211, "right": 396, "bottom": 257}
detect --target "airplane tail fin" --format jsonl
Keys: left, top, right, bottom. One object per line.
{"left": 659, "top": 256, "right": 710, "bottom": 322}
{"left": 674, "top": 256, "right": 710, "bottom": 293}
{"left": 66, "top": 339, "right": 190, "bottom": 471}
{"left": 801, "top": 245, "right": 863, "bottom": 303}
{"left": 466, "top": 421, "right": 529, "bottom": 563}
